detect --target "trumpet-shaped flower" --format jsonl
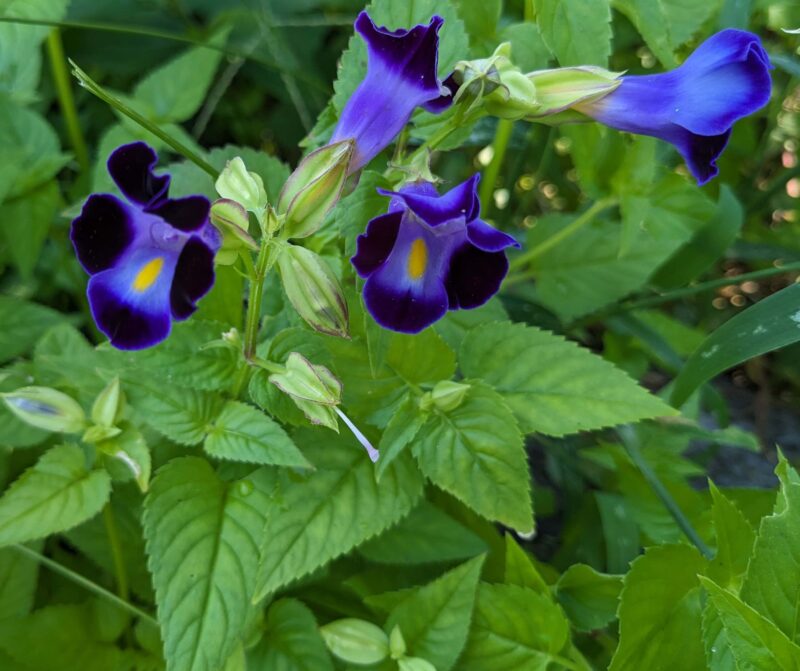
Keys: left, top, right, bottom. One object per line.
{"left": 71, "top": 142, "right": 220, "bottom": 350}
{"left": 330, "top": 11, "right": 453, "bottom": 172}
{"left": 352, "top": 175, "right": 518, "bottom": 333}
{"left": 577, "top": 29, "right": 772, "bottom": 184}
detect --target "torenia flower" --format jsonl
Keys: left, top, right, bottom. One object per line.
{"left": 352, "top": 175, "right": 519, "bottom": 334}
{"left": 71, "top": 142, "right": 220, "bottom": 350}
{"left": 577, "top": 29, "right": 772, "bottom": 185}
{"left": 330, "top": 11, "right": 453, "bottom": 173}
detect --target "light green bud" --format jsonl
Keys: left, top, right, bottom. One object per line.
{"left": 215, "top": 157, "right": 268, "bottom": 213}
{"left": 277, "top": 140, "right": 354, "bottom": 239}
{"left": 430, "top": 380, "right": 471, "bottom": 412}
{"left": 2, "top": 386, "right": 86, "bottom": 433}
{"left": 319, "top": 618, "right": 389, "bottom": 666}
{"left": 269, "top": 352, "right": 342, "bottom": 431}
{"left": 399, "top": 657, "right": 437, "bottom": 671}
{"left": 277, "top": 244, "right": 349, "bottom": 338}
{"left": 82, "top": 425, "right": 122, "bottom": 444}
{"left": 210, "top": 198, "right": 259, "bottom": 265}
{"left": 526, "top": 66, "right": 622, "bottom": 118}
{"left": 389, "top": 625, "right": 406, "bottom": 660}
{"left": 91, "top": 376, "right": 123, "bottom": 427}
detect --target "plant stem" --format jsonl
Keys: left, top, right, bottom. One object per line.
{"left": 12, "top": 544, "right": 157, "bottom": 626}
{"left": 46, "top": 29, "right": 89, "bottom": 176}
{"left": 618, "top": 427, "right": 713, "bottom": 559}
{"left": 69, "top": 61, "right": 218, "bottom": 178}
{"left": 243, "top": 241, "right": 273, "bottom": 361}
{"left": 102, "top": 503, "right": 130, "bottom": 602}
{"left": 508, "top": 197, "right": 616, "bottom": 273}
{"left": 479, "top": 119, "right": 515, "bottom": 214}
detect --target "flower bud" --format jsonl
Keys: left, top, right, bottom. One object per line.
{"left": 215, "top": 157, "right": 268, "bottom": 213}
{"left": 389, "top": 625, "right": 406, "bottom": 659}
{"left": 277, "top": 244, "right": 349, "bottom": 338}
{"left": 430, "top": 380, "right": 470, "bottom": 412}
{"left": 82, "top": 425, "right": 123, "bottom": 444}
{"left": 319, "top": 618, "right": 389, "bottom": 666}
{"left": 91, "top": 376, "right": 124, "bottom": 427}
{"left": 269, "top": 352, "right": 342, "bottom": 430}
{"left": 2, "top": 386, "right": 86, "bottom": 433}
{"left": 277, "top": 140, "right": 354, "bottom": 239}
{"left": 526, "top": 66, "right": 622, "bottom": 118}
{"left": 210, "top": 198, "right": 259, "bottom": 265}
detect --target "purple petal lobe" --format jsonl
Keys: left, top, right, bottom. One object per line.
{"left": 71, "top": 194, "right": 136, "bottom": 275}
{"left": 147, "top": 195, "right": 211, "bottom": 232}
{"left": 108, "top": 142, "right": 170, "bottom": 207}
{"left": 466, "top": 218, "right": 520, "bottom": 252}
{"left": 380, "top": 174, "right": 481, "bottom": 226}
{"left": 351, "top": 211, "right": 402, "bottom": 278}
{"left": 446, "top": 245, "right": 509, "bottom": 310}
{"left": 170, "top": 237, "right": 217, "bottom": 320}
{"left": 667, "top": 127, "right": 732, "bottom": 185}
{"left": 423, "top": 72, "right": 457, "bottom": 113}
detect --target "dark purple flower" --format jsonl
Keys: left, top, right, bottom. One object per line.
{"left": 577, "top": 29, "right": 772, "bottom": 185}
{"left": 71, "top": 142, "right": 221, "bottom": 350}
{"left": 352, "top": 175, "right": 519, "bottom": 334}
{"left": 330, "top": 11, "right": 453, "bottom": 173}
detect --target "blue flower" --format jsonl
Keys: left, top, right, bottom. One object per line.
{"left": 330, "top": 11, "right": 453, "bottom": 173}
{"left": 71, "top": 142, "right": 221, "bottom": 350}
{"left": 577, "top": 29, "right": 772, "bottom": 184}
{"left": 352, "top": 175, "right": 519, "bottom": 333}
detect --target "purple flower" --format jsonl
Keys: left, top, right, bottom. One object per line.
{"left": 71, "top": 142, "right": 220, "bottom": 350}
{"left": 577, "top": 29, "right": 772, "bottom": 185}
{"left": 330, "top": 11, "right": 453, "bottom": 173}
{"left": 352, "top": 175, "right": 519, "bottom": 334}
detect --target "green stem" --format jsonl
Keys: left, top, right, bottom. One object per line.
{"left": 102, "top": 503, "right": 130, "bottom": 602}
{"left": 46, "top": 29, "right": 89, "bottom": 176}
{"left": 243, "top": 241, "right": 273, "bottom": 361}
{"left": 69, "top": 61, "right": 217, "bottom": 178}
{"left": 12, "top": 544, "right": 157, "bottom": 626}
{"left": 479, "top": 119, "right": 515, "bottom": 214}
{"left": 508, "top": 197, "right": 616, "bottom": 273}
{"left": 618, "top": 427, "right": 713, "bottom": 559}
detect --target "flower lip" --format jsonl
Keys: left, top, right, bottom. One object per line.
{"left": 107, "top": 141, "right": 171, "bottom": 207}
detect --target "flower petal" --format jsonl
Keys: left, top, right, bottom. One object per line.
{"left": 445, "top": 244, "right": 509, "bottom": 310}
{"left": 666, "top": 126, "right": 731, "bottom": 186}
{"left": 147, "top": 195, "right": 211, "bottom": 232}
{"left": 170, "top": 237, "right": 217, "bottom": 321}
{"left": 380, "top": 174, "right": 481, "bottom": 226}
{"left": 466, "top": 218, "right": 520, "bottom": 252}
{"left": 71, "top": 194, "right": 137, "bottom": 275}
{"left": 108, "top": 142, "right": 170, "bottom": 207}
{"left": 423, "top": 72, "right": 457, "bottom": 113}
{"left": 351, "top": 211, "right": 402, "bottom": 278}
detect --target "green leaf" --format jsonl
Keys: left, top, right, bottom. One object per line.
{"left": 534, "top": 0, "right": 612, "bottom": 66}
{"left": 671, "top": 283, "right": 800, "bottom": 406}
{"left": 253, "top": 432, "right": 424, "bottom": 601}
{"left": 702, "top": 601, "right": 739, "bottom": 671}
{"left": 0, "top": 180, "right": 60, "bottom": 277}
{"left": 701, "top": 576, "right": 800, "bottom": 671}
{"left": 144, "top": 457, "right": 274, "bottom": 671}
{"left": 499, "top": 22, "right": 553, "bottom": 71}
{"left": 100, "top": 424, "right": 152, "bottom": 493}
{"left": 555, "top": 564, "right": 622, "bottom": 632}
{"left": 609, "top": 544, "right": 707, "bottom": 671}
{"left": 0, "top": 297, "right": 63, "bottom": 364}
{"left": 385, "top": 555, "right": 485, "bottom": 671}
{"left": 739, "top": 458, "right": 800, "bottom": 644}
{"left": 461, "top": 322, "right": 675, "bottom": 436}
{"left": 375, "top": 394, "right": 427, "bottom": 480}
{"left": 204, "top": 401, "right": 311, "bottom": 468}
{"left": 504, "top": 536, "right": 550, "bottom": 594}
{"left": 360, "top": 501, "right": 486, "bottom": 565}
{"left": 459, "top": 583, "right": 570, "bottom": 670}
{"left": 707, "top": 482, "right": 756, "bottom": 590}
{"left": 0, "top": 444, "right": 110, "bottom": 547}
{"left": 412, "top": 382, "right": 533, "bottom": 531}
{"left": 247, "top": 599, "right": 333, "bottom": 671}
{"left": 0, "top": 543, "right": 39, "bottom": 619}
{"left": 453, "top": 0, "right": 501, "bottom": 45}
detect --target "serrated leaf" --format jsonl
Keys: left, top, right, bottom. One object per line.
{"left": 247, "top": 598, "right": 333, "bottom": 671}
{"left": 459, "top": 583, "right": 570, "bottom": 670}
{"left": 253, "top": 431, "right": 424, "bottom": 601}
{"left": 0, "top": 297, "right": 63, "bottom": 364}
{"left": 702, "top": 600, "right": 739, "bottom": 671}
{"left": 610, "top": 544, "right": 707, "bottom": 671}
{"left": 0, "top": 180, "right": 60, "bottom": 278}
{"left": 499, "top": 22, "right": 553, "bottom": 71}
{"left": 555, "top": 564, "right": 622, "bottom": 632}
{"left": 412, "top": 382, "right": 532, "bottom": 531}
{"left": 0, "top": 444, "right": 110, "bottom": 547}
{"left": 144, "top": 457, "right": 274, "bottom": 671}
{"left": 204, "top": 401, "right": 310, "bottom": 468}
{"left": 504, "top": 536, "right": 550, "bottom": 594}
{"left": 0, "top": 543, "right": 39, "bottom": 619}
{"left": 707, "top": 482, "right": 756, "bottom": 590}
{"left": 385, "top": 555, "right": 484, "bottom": 671}
{"left": 376, "top": 394, "right": 427, "bottom": 480}
{"left": 461, "top": 322, "right": 675, "bottom": 436}
{"left": 535, "top": 0, "right": 611, "bottom": 66}
{"left": 701, "top": 576, "right": 800, "bottom": 671}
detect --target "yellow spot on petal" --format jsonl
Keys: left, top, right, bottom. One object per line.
{"left": 132, "top": 257, "right": 164, "bottom": 292}
{"left": 407, "top": 238, "right": 427, "bottom": 280}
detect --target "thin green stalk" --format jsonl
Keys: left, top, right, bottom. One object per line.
{"left": 70, "top": 60, "right": 217, "bottom": 178}
{"left": 46, "top": 29, "right": 89, "bottom": 175}
{"left": 479, "top": 119, "right": 515, "bottom": 214}
{"left": 618, "top": 427, "right": 713, "bottom": 559}
{"left": 103, "top": 503, "right": 130, "bottom": 602}
{"left": 243, "top": 241, "right": 273, "bottom": 361}
{"left": 12, "top": 544, "right": 158, "bottom": 626}
{"left": 508, "top": 197, "right": 616, "bottom": 272}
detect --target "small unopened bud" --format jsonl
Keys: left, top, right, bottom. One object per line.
{"left": 2, "top": 386, "right": 86, "bottom": 433}
{"left": 215, "top": 157, "right": 267, "bottom": 213}
{"left": 91, "top": 377, "right": 123, "bottom": 427}
{"left": 320, "top": 619, "right": 389, "bottom": 666}
{"left": 82, "top": 425, "right": 122, "bottom": 444}
{"left": 527, "top": 66, "right": 622, "bottom": 118}
{"left": 430, "top": 380, "right": 470, "bottom": 412}
{"left": 269, "top": 353, "right": 342, "bottom": 430}
{"left": 210, "top": 199, "right": 258, "bottom": 265}
{"left": 277, "top": 244, "right": 349, "bottom": 338}
{"left": 277, "top": 140, "right": 354, "bottom": 239}
{"left": 389, "top": 626, "right": 406, "bottom": 660}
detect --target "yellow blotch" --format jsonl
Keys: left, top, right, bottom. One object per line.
{"left": 132, "top": 257, "right": 164, "bottom": 292}
{"left": 407, "top": 238, "right": 428, "bottom": 280}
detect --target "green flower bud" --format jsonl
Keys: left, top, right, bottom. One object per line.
{"left": 82, "top": 425, "right": 123, "bottom": 444}
{"left": 91, "top": 376, "right": 123, "bottom": 427}
{"left": 277, "top": 244, "right": 349, "bottom": 338}
{"left": 2, "top": 386, "right": 86, "bottom": 433}
{"left": 399, "top": 657, "right": 437, "bottom": 671}
{"left": 319, "top": 618, "right": 389, "bottom": 666}
{"left": 389, "top": 625, "right": 406, "bottom": 660}
{"left": 277, "top": 140, "right": 354, "bottom": 239}
{"left": 215, "top": 157, "right": 268, "bottom": 213}
{"left": 210, "top": 198, "right": 259, "bottom": 265}
{"left": 430, "top": 380, "right": 471, "bottom": 412}
{"left": 269, "top": 352, "right": 342, "bottom": 430}
{"left": 526, "top": 66, "right": 622, "bottom": 118}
